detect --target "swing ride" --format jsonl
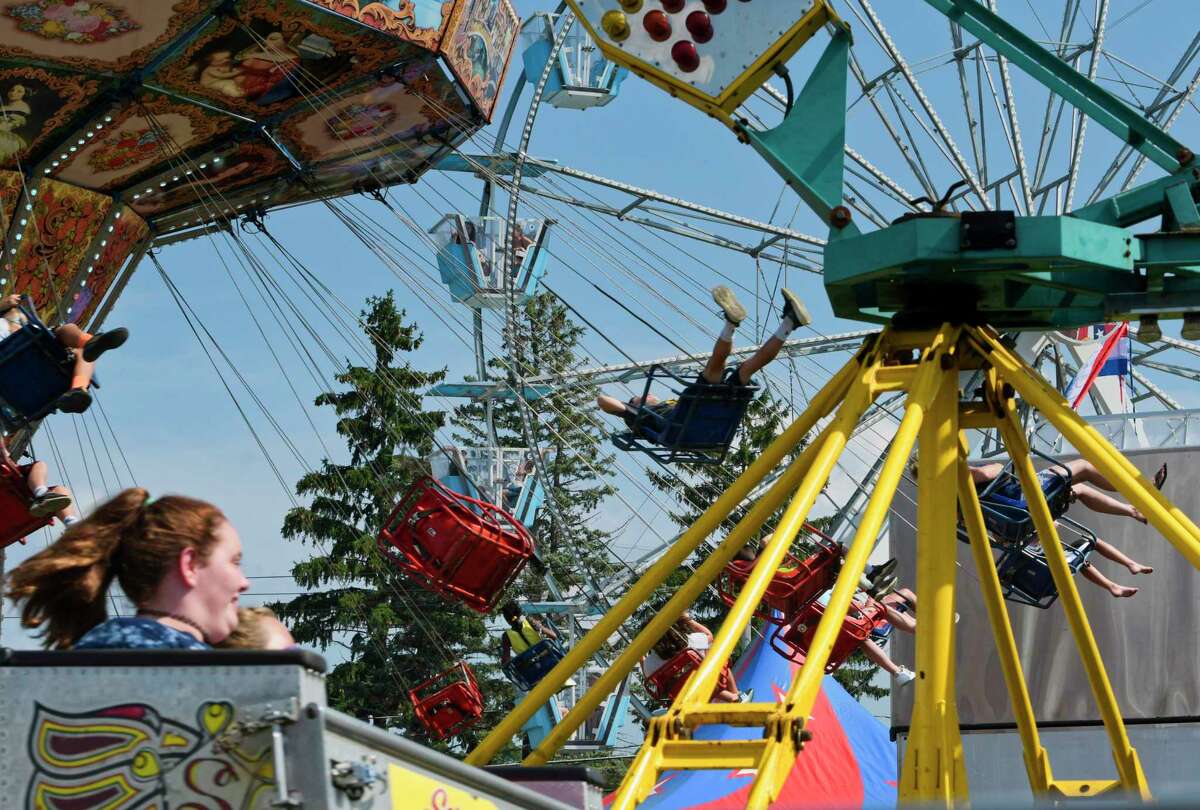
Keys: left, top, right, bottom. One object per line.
{"left": 5, "top": 0, "right": 1200, "bottom": 808}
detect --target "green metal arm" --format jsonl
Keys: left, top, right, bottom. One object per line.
{"left": 923, "top": 0, "right": 1192, "bottom": 175}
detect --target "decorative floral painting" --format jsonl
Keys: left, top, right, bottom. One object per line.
{"left": 7, "top": 179, "right": 111, "bottom": 319}
{"left": 309, "top": 0, "right": 453, "bottom": 50}
{"left": 54, "top": 94, "right": 232, "bottom": 192}
{"left": 441, "top": 0, "right": 519, "bottom": 121}
{"left": 4, "top": 1, "right": 142, "bottom": 45}
{"left": 154, "top": 2, "right": 403, "bottom": 116}
{"left": 69, "top": 206, "right": 147, "bottom": 326}
{"left": 0, "top": 1, "right": 211, "bottom": 75}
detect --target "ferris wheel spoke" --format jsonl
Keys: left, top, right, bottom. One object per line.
{"left": 1063, "top": 0, "right": 1110, "bottom": 212}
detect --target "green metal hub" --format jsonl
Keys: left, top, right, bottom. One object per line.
{"left": 823, "top": 215, "right": 1150, "bottom": 329}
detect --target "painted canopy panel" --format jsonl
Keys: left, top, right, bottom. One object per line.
{"left": 0, "top": 65, "right": 100, "bottom": 171}
{"left": 5, "top": 178, "right": 112, "bottom": 320}
{"left": 68, "top": 205, "right": 147, "bottom": 326}
{"left": 441, "top": 0, "right": 519, "bottom": 121}
{"left": 0, "top": 1, "right": 216, "bottom": 74}
{"left": 308, "top": 0, "right": 454, "bottom": 50}
{"left": 129, "top": 139, "right": 291, "bottom": 219}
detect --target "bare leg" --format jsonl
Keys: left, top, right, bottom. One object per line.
{"left": 1080, "top": 563, "right": 1138, "bottom": 598}
{"left": 597, "top": 394, "right": 631, "bottom": 415}
{"left": 734, "top": 336, "right": 784, "bottom": 384}
{"left": 55, "top": 324, "right": 90, "bottom": 349}
{"left": 1072, "top": 483, "right": 1146, "bottom": 523}
{"left": 70, "top": 353, "right": 95, "bottom": 391}
{"left": 703, "top": 336, "right": 731, "bottom": 383}
{"left": 25, "top": 460, "right": 48, "bottom": 493}
{"left": 881, "top": 597, "right": 917, "bottom": 634}
{"left": 1093, "top": 537, "right": 1154, "bottom": 575}
{"left": 860, "top": 638, "right": 902, "bottom": 676}
{"left": 49, "top": 485, "right": 78, "bottom": 522}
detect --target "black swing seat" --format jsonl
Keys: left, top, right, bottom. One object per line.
{"left": 994, "top": 515, "right": 1097, "bottom": 609}
{"left": 612, "top": 364, "right": 757, "bottom": 465}
{"left": 0, "top": 297, "right": 88, "bottom": 432}
{"left": 957, "top": 455, "right": 1073, "bottom": 549}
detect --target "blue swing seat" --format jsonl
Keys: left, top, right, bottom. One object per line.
{"left": 0, "top": 297, "right": 76, "bottom": 433}
{"left": 994, "top": 516, "right": 1097, "bottom": 609}
{"left": 958, "top": 458, "right": 1073, "bottom": 548}
{"left": 612, "top": 364, "right": 757, "bottom": 465}
{"left": 503, "top": 638, "right": 566, "bottom": 692}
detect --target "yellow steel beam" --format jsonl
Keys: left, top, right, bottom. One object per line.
{"left": 466, "top": 349, "right": 862, "bottom": 766}
{"left": 992, "top": 379, "right": 1150, "bottom": 800}
{"left": 745, "top": 324, "right": 962, "bottom": 809}
{"left": 900, "top": 344, "right": 967, "bottom": 804}
{"left": 968, "top": 325, "right": 1200, "bottom": 565}
{"left": 957, "top": 426, "right": 1054, "bottom": 795}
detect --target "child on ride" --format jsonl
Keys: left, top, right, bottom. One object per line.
{"left": 597, "top": 286, "right": 811, "bottom": 437}
{"left": 642, "top": 612, "right": 748, "bottom": 703}
{"left": 6, "top": 488, "right": 249, "bottom": 649}
{"left": 218, "top": 606, "right": 297, "bottom": 650}
{"left": 0, "top": 433, "right": 78, "bottom": 525}
{"left": 0, "top": 294, "right": 129, "bottom": 414}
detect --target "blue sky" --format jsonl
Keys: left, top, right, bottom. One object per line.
{"left": 4, "top": 0, "right": 1199, "bottom": 706}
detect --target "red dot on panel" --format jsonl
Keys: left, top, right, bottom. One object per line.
{"left": 686, "top": 11, "right": 714, "bottom": 43}
{"left": 672, "top": 40, "right": 700, "bottom": 72}
{"left": 643, "top": 10, "right": 672, "bottom": 41}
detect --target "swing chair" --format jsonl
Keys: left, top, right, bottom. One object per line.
{"left": 612, "top": 364, "right": 758, "bottom": 465}
{"left": 430, "top": 215, "right": 549, "bottom": 310}
{"left": 716, "top": 524, "right": 842, "bottom": 624}
{"left": 504, "top": 638, "right": 567, "bottom": 692}
{"left": 0, "top": 462, "right": 50, "bottom": 549}
{"left": 770, "top": 596, "right": 889, "bottom": 673}
{"left": 409, "top": 661, "right": 485, "bottom": 741}
{"left": 643, "top": 648, "right": 736, "bottom": 704}
{"left": 994, "top": 515, "right": 1099, "bottom": 609}
{"left": 0, "top": 297, "right": 81, "bottom": 433}
{"left": 961, "top": 455, "right": 1074, "bottom": 548}
{"left": 378, "top": 476, "right": 534, "bottom": 613}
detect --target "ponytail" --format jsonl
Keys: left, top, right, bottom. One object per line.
{"left": 6, "top": 487, "right": 225, "bottom": 648}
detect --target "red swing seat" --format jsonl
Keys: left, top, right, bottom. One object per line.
{"left": 717, "top": 525, "right": 841, "bottom": 624}
{"left": 644, "top": 648, "right": 736, "bottom": 703}
{"left": 770, "top": 596, "right": 889, "bottom": 673}
{"left": 0, "top": 463, "right": 49, "bottom": 550}
{"left": 378, "top": 476, "right": 534, "bottom": 613}
{"left": 408, "top": 662, "right": 484, "bottom": 741}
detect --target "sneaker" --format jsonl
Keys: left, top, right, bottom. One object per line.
{"left": 780, "top": 288, "right": 812, "bottom": 329}
{"left": 867, "top": 573, "right": 899, "bottom": 598}
{"left": 893, "top": 667, "right": 916, "bottom": 687}
{"left": 712, "top": 285, "right": 747, "bottom": 326}
{"left": 865, "top": 558, "right": 898, "bottom": 586}
{"left": 82, "top": 327, "right": 129, "bottom": 362}
{"left": 30, "top": 491, "right": 71, "bottom": 518}
{"left": 738, "top": 690, "right": 753, "bottom": 703}
{"left": 1154, "top": 463, "right": 1168, "bottom": 491}
{"left": 57, "top": 387, "right": 92, "bottom": 414}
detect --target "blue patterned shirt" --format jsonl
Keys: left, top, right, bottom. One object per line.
{"left": 74, "top": 617, "right": 209, "bottom": 651}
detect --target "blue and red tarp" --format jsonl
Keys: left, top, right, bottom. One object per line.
{"left": 612, "top": 633, "right": 897, "bottom": 808}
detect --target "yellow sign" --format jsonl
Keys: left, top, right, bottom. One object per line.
{"left": 389, "top": 763, "right": 498, "bottom": 810}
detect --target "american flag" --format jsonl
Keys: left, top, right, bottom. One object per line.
{"left": 1065, "top": 322, "right": 1131, "bottom": 409}
{"left": 1067, "top": 322, "right": 1122, "bottom": 341}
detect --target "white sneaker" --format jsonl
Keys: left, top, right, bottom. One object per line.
{"left": 893, "top": 667, "right": 916, "bottom": 687}
{"left": 738, "top": 691, "right": 753, "bottom": 703}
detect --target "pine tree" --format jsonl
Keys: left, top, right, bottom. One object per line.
{"left": 273, "top": 293, "right": 515, "bottom": 750}
{"left": 452, "top": 291, "right": 619, "bottom": 599}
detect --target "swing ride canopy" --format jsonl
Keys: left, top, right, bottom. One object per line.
{"left": 0, "top": 0, "right": 520, "bottom": 327}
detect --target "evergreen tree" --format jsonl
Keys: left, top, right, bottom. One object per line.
{"left": 274, "top": 293, "right": 515, "bottom": 750}
{"left": 453, "top": 291, "right": 619, "bottom": 599}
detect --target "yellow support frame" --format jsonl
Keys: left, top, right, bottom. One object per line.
{"left": 473, "top": 322, "right": 1198, "bottom": 806}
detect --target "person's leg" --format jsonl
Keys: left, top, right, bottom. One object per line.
{"left": 56, "top": 354, "right": 95, "bottom": 414}
{"left": 881, "top": 595, "right": 917, "bottom": 634}
{"left": 1093, "top": 537, "right": 1154, "bottom": 575}
{"left": 49, "top": 485, "right": 79, "bottom": 524}
{"left": 24, "top": 460, "right": 47, "bottom": 494}
{"left": 26, "top": 463, "right": 73, "bottom": 518}
{"left": 734, "top": 288, "right": 810, "bottom": 384}
{"left": 597, "top": 394, "right": 632, "bottom": 416}
{"left": 860, "top": 638, "right": 901, "bottom": 675}
{"left": 1072, "top": 483, "right": 1146, "bottom": 523}
{"left": 1061, "top": 458, "right": 1166, "bottom": 493}
{"left": 1080, "top": 562, "right": 1138, "bottom": 598}
{"left": 703, "top": 286, "right": 746, "bottom": 383}
{"left": 55, "top": 324, "right": 128, "bottom": 362}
